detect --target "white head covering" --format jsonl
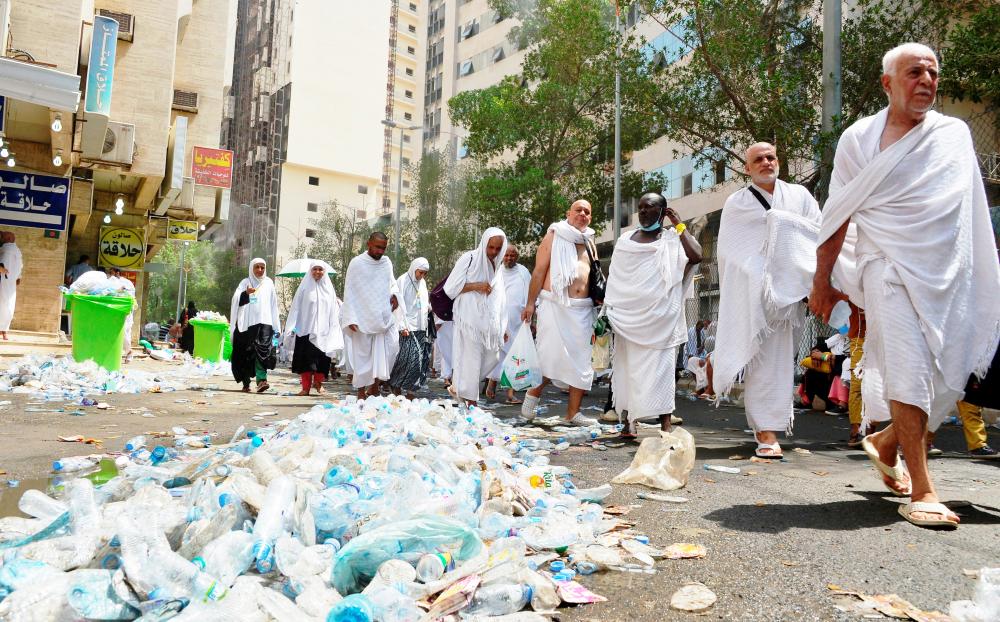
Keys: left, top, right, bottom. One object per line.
{"left": 444, "top": 227, "right": 508, "bottom": 349}
{"left": 397, "top": 257, "right": 430, "bottom": 332}
{"left": 230, "top": 257, "right": 280, "bottom": 334}
{"left": 285, "top": 261, "right": 344, "bottom": 356}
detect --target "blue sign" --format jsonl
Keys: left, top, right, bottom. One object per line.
{"left": 84, "top": 16, "right": 118, "bottom": 116}
{"left": 0, "top": 170, "right": 71, "bottom": 231}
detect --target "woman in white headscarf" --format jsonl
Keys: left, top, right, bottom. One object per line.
{"left": 230, "top": 258, "right": 281, "bottom": 392}
{"left": 286, "top": 261, "right": 344, "bottom": 395}
{"left": 444, "top": 228, "right": 508, "bottom": 405}
{"left": 388, "top": 257, "right": 431, "bottom": 399}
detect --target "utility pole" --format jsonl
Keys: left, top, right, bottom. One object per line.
{"left": 820, "top": 0, "right": 841, "bottom": 206}
{"left": 174, "top": 241, "right": 186, "bottom": 322}
{"left": 613, "top": 1, "right": 623, "bottom": 242}
{"left": 381, "top": 119, "right": 422, "bottom": 265}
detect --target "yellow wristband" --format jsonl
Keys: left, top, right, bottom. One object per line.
{"left": 674, "top": 223, "right": 686, "bottom": 235}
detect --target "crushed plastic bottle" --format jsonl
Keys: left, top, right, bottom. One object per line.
{"left": 463, "top": 584, "right": 533, "bottom": 617}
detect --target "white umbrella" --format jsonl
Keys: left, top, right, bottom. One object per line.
{"left": 275, "top": 258, "right": 336, "bottom": 278}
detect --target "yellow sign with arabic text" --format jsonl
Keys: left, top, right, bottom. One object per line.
{"left": 99, "top": 226, "right": 145, "bottom": 270}
{"left": 167, "top": 219, "right": 198, "bottom": 241}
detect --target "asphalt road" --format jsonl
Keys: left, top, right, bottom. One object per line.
{"left": 1, "top": 360, "right": 997, "bottom": 620}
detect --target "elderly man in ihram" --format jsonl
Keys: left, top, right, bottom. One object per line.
{"left": 810, "top": 43, "right": 1000, "bottom": 529}
{"left": 0, "top": 231, "right": 23, "bottom": 341}
{"left": 713, "top": 142, "right": 822, "bottom": 459}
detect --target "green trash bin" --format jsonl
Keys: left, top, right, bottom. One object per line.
{"left": 65, "top": 293, "right": 134, "bottom": 372}
{"left": 222, "top": 327, "right": 232, "bottom": 362}
{"left": 189, "top": 319, "right": 229, "bottom": 363}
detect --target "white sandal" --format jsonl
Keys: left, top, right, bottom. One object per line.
{"left": 897, "top": 501, "right": 958, "bottom": 528}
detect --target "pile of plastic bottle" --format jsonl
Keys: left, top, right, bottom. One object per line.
{"left": 0, "top": 395, "right": 668, "bottom": 621}
{"left": 63, "top": 271, "right": 135, "bottom": 299}
{"left": 0, "top": 355, "right": 232, "bottom": 399}
{"left": 194, "top": 311, "right": 228, "bottom": 323}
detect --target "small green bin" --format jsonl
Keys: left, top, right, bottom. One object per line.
{"left": 65, "top": 293, "right": 134, "bottom": 372}
{"left": 222, "top": 327, "right": 232, "bottom": 361}
{"left": 189, "top": 319, "right": 229, "bottom": 363}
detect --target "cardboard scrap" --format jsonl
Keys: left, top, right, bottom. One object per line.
{"left": 663, "top": 543, "right": 706, "bottom": 560}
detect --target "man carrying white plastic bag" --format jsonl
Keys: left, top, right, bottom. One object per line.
{"left": 499, "top": 323, "right": 542, "bottom": 392}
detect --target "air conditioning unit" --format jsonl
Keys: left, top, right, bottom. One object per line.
{"left": 100, "top": 122, "right": 136, "bottom": 165}
{"left": 172, "top": 89, "right": 199, "bottom": 113}
{"left": 97, "top": 9, "right": 135, "bottom": 42}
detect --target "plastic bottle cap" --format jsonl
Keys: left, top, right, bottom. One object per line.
{"left": 251, "top": 436, "right": 264, "bottom": 447}
{"left": 549, "top": 560, "right": 565, "bottom": 572}
{"left": 635, "top": 535, "right": 650, "bottom": 544}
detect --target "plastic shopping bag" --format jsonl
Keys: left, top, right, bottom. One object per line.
{"left": 591, "top": 333, "right": 611, "bottom": 371}
{"left": 611, "top": 427, "right": 695, "bottom": 490}
{"left": 499, "top": 323, "right": 542, "bottom": 391}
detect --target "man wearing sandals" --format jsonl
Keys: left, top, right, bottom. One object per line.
{"left": 521, "top": 200, "right": 601, "bottom": 426}
{"left": 485, "top": 245, "right": 532, "bottom": 404}
{"left": 605, "top": 193, "right": 702, "bottom": 437}
{"left": 811, "top": 43, "right": 1000, "bottom": 528}
{"left": 713, "top": 143, "right": 822, "bottom": 459}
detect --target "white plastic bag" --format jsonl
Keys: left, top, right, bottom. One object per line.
{"left": 611, "top": 427, "right": 696, "bottom": 490}
{"left": 500, "top": 324, "right": 542, "bottom": 391}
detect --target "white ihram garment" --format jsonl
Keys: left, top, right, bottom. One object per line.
{"left": 489, "top": 263, "right": 531, "bottom": 381}
{"left": 445, "top": 228, "right": 508, "bottom": 402}
{"left": 822, "top": 109, "right": 1000, "bottom": 431}
{"left": 605, "top": 230, "right": 690, "bottom": 424}
{"left": 714, "top": 180, "right": 821, "bottom": 434}
{"left": 341, "top": 252, "right": 400, "bottom": 389}
{"left": 435, "top": 318, "right": 454, "bottom": 380}
{"left": 0, "top": 242, "right": 23, "bottom": 331}
{"left": 536, "top": 221, "right": 595, "bottom": 390}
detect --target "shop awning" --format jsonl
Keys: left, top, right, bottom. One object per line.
{"left": 0, "top": 57, "right": 80, "bottom": 112}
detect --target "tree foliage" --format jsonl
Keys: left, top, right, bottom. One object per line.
{"left": 939, "top": 4, "right": 1000, "bottom": 110}
{"left": 450, "top": 0, "right": 657, "bottom": 246}
{"left": 145, "top": 242, "right": 247, "bottom": 323}
{"left": 400, "top": 148, "right": 477, "bottom": 283}
{"left": 635, "top": 0, "right": 968, "bottom": 194}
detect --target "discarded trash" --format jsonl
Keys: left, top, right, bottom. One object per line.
{"left": 829, "top": 584, "right": 951, "bottom": 621}
{"left": 670, "top": 582, "right": 717, "bottom": 612}
{"left": 949, "top": 567, "right": 1000, "bottom": 622}
{"left": 0, "top": 395, "right": 639, "bottom": 619}
{"left": 703, "top": 464, "right": 741, "bottom": 474}
{"left": 611, "top": 427, "right": 695, "bottom": 490}
{"left": 663, "top": 543, "right": 707, "bottom": 559}
{"left": 636, "top": 492, "right": 688, "bottom": 503}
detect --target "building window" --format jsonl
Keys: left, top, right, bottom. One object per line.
{"left": 459, "top": 60, "right": 474, "bottom": 76}
{"left": 307, "top": 202, "right": 318, "bottom": 212}
{"left": 404, "top": 112, "right": 413, "bottom": 120}
{"left": 409, "top": 2, "right": 417, "bottom": 10}
{"left": 461, "top": 20, "right": 479, "bottom": 40}
{"left": 408, "top": 24, "right": 416, "bottom": 33}
{"left": 404, "top": 89, "right": 413, "bottom": 99}
{"left": 407, "top": 45, "right": 415, "bottom": 55}
{"left": 402, "top": 180, "right": 410, "bottom": 189}
{"left": 682, "top": 173, "right": 693, "bottom": 196}
{"left": 492, "top": 46, "right": 506, "bottom": 63}
{"left": 714, "top": 160, "right": 727, "bottom": 185}
{"left": 402, "top": 157, "right": 411, "bottom": 165}
{"left": 403, "top": 134, "right": 411, "bottom": 143}
{"left": 405, "top": 67, "right": 414, "bottom": 76}
{"left": 308, "top": 176, "right": 319, "bottom": 186}
{"left": 305, "top": 229, "right": 316, "bottom": 238}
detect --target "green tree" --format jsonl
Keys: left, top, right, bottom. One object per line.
{"left": 939, "top": 4, "right": 1000, "bottom": 120}
{"left": 399, "top": 148, "right": 477, "bottom": 283}
{"left": 635, "top": 0, "right": 969, "bottom": 195}
{"left": 145, "top": 242, "right": 247, "bottom": 323}
{"left": 450, "top": 0, "right": 657, "bottom": 246}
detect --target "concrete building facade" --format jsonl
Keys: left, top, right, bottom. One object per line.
{"left": 0, "top": 0, "right": 234, "bottom": 338}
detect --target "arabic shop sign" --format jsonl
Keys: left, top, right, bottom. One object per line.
{"left": 167, "top": 219, "right": 198, "bottom": 241}
{"left": 99, "top": 226, "right": 145, "bottom": 270}
{"left": 0, "top": 170, "right": 71, "bottom": 231}
{"left": 84, "top": 15, "right": 118, "bottom": 117}
{"left": 192, "top": 146, "right": 233, "bottom": 189}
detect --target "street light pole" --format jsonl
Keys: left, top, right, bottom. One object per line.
{"left": 820, "top": 0, "right": 842, "bottom": 206}
{"left": 613, "top": 4, "right": 623, "bottom": 242}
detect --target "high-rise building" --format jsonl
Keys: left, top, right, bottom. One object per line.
{"left": 221, "top": 1, "right": 425, "bottom": 268}
{"left": 0, "top": 0, "right": 233, "bottom": 337}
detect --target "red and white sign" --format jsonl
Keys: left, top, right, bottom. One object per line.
{"left": 192, "top": 147, "right": 233, "bottom": 189}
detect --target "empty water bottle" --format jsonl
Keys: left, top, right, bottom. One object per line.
{"left": 327, "top": 593, "right": 375, "bottom": 622}
{"left": 124, "top": 435, "right": 147, "bottom": 451}
{"left": 415, "top": 552, "right": 453, "bottom": 583}
{"left": 252, "top": 475, "right": 296, "bottom": 573}
{"left": 52, "top": 456, "right": 97, "bottom": 473}
{"left": 828, "top": 300, "right": 851, "bottom": 334}
{"left": 463, "top": 584, "right": 533, "bottom": 617}
{"left": 17, "top": 489, "right": 67, "bottom": 521}
{"left": 67, "top": 569, "right": 138, "bottom": 620}
{"left": 192, "top": 530, "right": 255, "bottom": 587}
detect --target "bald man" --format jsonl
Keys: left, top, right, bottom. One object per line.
{"left": 713, "top": 142, "right": 821, "bottom": 458}
{"left": 521, "top": 199, "right": 599, "bottom": 426}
